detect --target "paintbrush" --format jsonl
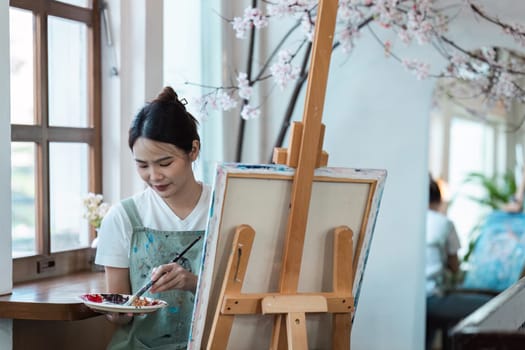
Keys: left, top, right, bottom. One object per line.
{"left": 124, "top": 235, "right": 202, "bottom": 306}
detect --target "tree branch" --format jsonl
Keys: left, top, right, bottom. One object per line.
{"left": 269, "top": 41, "right": 312, "bottom": 163}
{"left": 236, "top": 0, "right": 258, "bottom": 162}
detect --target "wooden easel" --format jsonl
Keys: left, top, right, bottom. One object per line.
{"left": 206, "top": 1, "right": 353, "bottom": 348}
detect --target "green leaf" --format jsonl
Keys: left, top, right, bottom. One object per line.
{"left": 459, "top": 170, "right": 517, "bottom": 262}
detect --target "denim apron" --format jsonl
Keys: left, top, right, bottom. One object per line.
{"left": 107, "top": 198, "right": 204, "bottom": 350}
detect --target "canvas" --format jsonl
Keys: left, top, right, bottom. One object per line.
{"left": 188, "top": 163, "right": 387, "bottom": 349}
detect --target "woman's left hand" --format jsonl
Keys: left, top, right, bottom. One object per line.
{"left": 149, "top": 263, "right": 197, "bottom": 294}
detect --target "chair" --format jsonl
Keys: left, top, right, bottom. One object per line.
{"left": 462, "top": 211, "right": 525, "bottom": 292}
{"left": 428, "top": 211, "right": 525, "bottom": 350}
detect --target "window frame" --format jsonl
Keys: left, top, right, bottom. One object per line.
{"left": 10, "top": 0, "right": 101, "bottom": 282}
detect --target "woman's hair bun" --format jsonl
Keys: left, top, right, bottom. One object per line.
{"left": 128, "top": 86, "right": 199, "bottom": 151}
{"left": 153, "top": 86, "right": 178, "bottom": 104}
{"left": 152, "top": 86, "right": 188, "bottom": 111}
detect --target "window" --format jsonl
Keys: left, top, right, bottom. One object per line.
{"left": 9, "top": 0, "right": 101, "bottom": 281}
{"left": 429, "top": 109, "right": 505, "bottom": 256}
{"left": 446, "top": 116, "right": 497, "bottom": 254}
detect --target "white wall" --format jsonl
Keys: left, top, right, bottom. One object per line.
{"left": 323, "top": 33, "right": 432, "bottom": 349}
{"left": 0, "top": 0, "right": 13, "bottom": 347}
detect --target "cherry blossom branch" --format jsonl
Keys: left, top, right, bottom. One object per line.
{"left": 440, "top": 36, "right": 525, "bottom": 76}
{"left": 469, "top": 3, "right": 525, "bottom": 47}
{"left": 269, "top": 41, "right": 312, "bottom": 162}
{"left": 236, "top": 0, "right": 258, "bottom": 162}
{"left": 267, "top": 14, "right": 376, "bottom": 159}
{"left": 191, "top": 1, "right": 525, "bottom": 162}
{"left": 252, "top": 20, "right": 302, "bottom": 82}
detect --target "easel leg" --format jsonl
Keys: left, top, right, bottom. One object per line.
{"left": 206, "top": 225, "right": 255, "bottom": 350}
{"left": 263, "top": 295, "right": 327, "bottom": 350}
{"left": 333, "top": 314, "right": 352, "bottom": 349}
{"left": 270, "top": 315, "right": 288, "bottom": 350}
{"left": 286, "top": 312, "right": 309, "bottom": 350}
{"left": 332, "top": 226, "right": 354, "bottom": 350}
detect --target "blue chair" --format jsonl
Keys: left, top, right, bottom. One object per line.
{"left": 462, "top": 211, "right": 525, "bottom": 292}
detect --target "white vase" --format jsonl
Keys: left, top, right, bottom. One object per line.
{"left": 91, "top": 236, "right": 99, "bottom": 248}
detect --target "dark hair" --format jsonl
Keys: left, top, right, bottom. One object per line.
{"left": 128, "top": 87, "right": 200, "bottom": 153}
{"left": 429, "top": 176, "right": 442, "bottom": 204}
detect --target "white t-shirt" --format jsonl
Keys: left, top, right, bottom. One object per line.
{"left": 426, "top": 209, "right": 461, "bottom": 296}
{"left": 95, "top": 184, "right": 211, "bottom": 268}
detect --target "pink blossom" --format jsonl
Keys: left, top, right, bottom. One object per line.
{"left": 204, "top": 91, "right": 238, "bottom": 112}
{"left": 338, "top": 1, "right": 364, "bottom": 22}
{"left": 502, "top": 22, "right": 525, "bottom": 47}
{"left": 267, "top": 0, "right": 316, "bottom": 18}
{"left": 402, "top": 58, "right": 431, "bottom": 80}
{"left": 241, "top": 104, "right": 261, "bottom": 120}
{"left": 237, "top": 72, "right": 253, "bottom": 100}
{"left": 492, "top": 72, "right": 518, "bottom": 100}
{"left": 244, "top": 7, "right": 268, "bottom": 28}
{"left": 397, "top": 29, "right": 412, "bottom": 45}
{"left": 267, "top": 2, "right": 295, "bottom": 18}
{"left": 406, "top": 10, "right": 433, "bottom": 45}
{"left": 232, "top": 16, "right": 250, "bottom": 39}
{"left": 270, "top": 50, "right": 300, "bottom": 90}
{"left": 339, "top": 27, "right": 359, "bottom": 54}
{"left": 450, "top": 52, "right": 468, "bottom": 67}
{"left": 216, "top": 91, "right": 238, "bottom": 111}
{"left": 192, "top": 91, "right": 240, "bottom": 121}
{"left": 232, "top": 7, "right": 268, "bottom": 39}
{"left": 301, "top": 13, "right": 315, "bottom": 41}
{"left": 384, "top": 40, "right": 392, "bottom": 57}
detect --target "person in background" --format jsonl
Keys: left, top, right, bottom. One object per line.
{"left": 425, "top": 175, "right": 491, "bottom": 350}
{"left": 502, "top": 167, "right": 525, "bottom": 213}
{"left": 95, "top": 86, "right": 211, "bottom": 350}
{"left": 426, "top": 176, "right": 460, "bottom": 300}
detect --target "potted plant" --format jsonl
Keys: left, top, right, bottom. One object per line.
{"left": 458, "top": 170, "right": 517, "bottom": 263}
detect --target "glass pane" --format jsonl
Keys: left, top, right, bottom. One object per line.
{"left": 11, "top": 142, "right": 37, "bottom": 258}
{"left": 56, "top": 0, "right": 92, "bottom": 8}
{"left": 9, "top": 8, "right": 34, "bottom": 125}
{"left": 49, "top": 142, "right": 89, "bottom": 252}
{"left": 48, "top": 16, "right": 88, "bottom": 127}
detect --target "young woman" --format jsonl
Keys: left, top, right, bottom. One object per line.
{"left": 95, "top": 87, "right": 211, "bottom": 350}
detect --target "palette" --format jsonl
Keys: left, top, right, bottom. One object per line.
{"left": 79, "top": 293, "right": 167, "bottom": 314}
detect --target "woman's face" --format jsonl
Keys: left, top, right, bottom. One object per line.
{"left": 132, "top": 137, "right": 198, "bottom": 200}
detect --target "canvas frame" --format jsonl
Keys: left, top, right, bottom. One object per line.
{"left": 188, "top": 163, "right": 387, "bottom": 349}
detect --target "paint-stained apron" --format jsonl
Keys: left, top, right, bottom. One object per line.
{"left": 107, "top": 198, "right": 204, "bottom": 350}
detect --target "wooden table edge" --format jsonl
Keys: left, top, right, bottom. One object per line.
{"left": 0, "top": 270, "right": 106, "bottom": 321}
